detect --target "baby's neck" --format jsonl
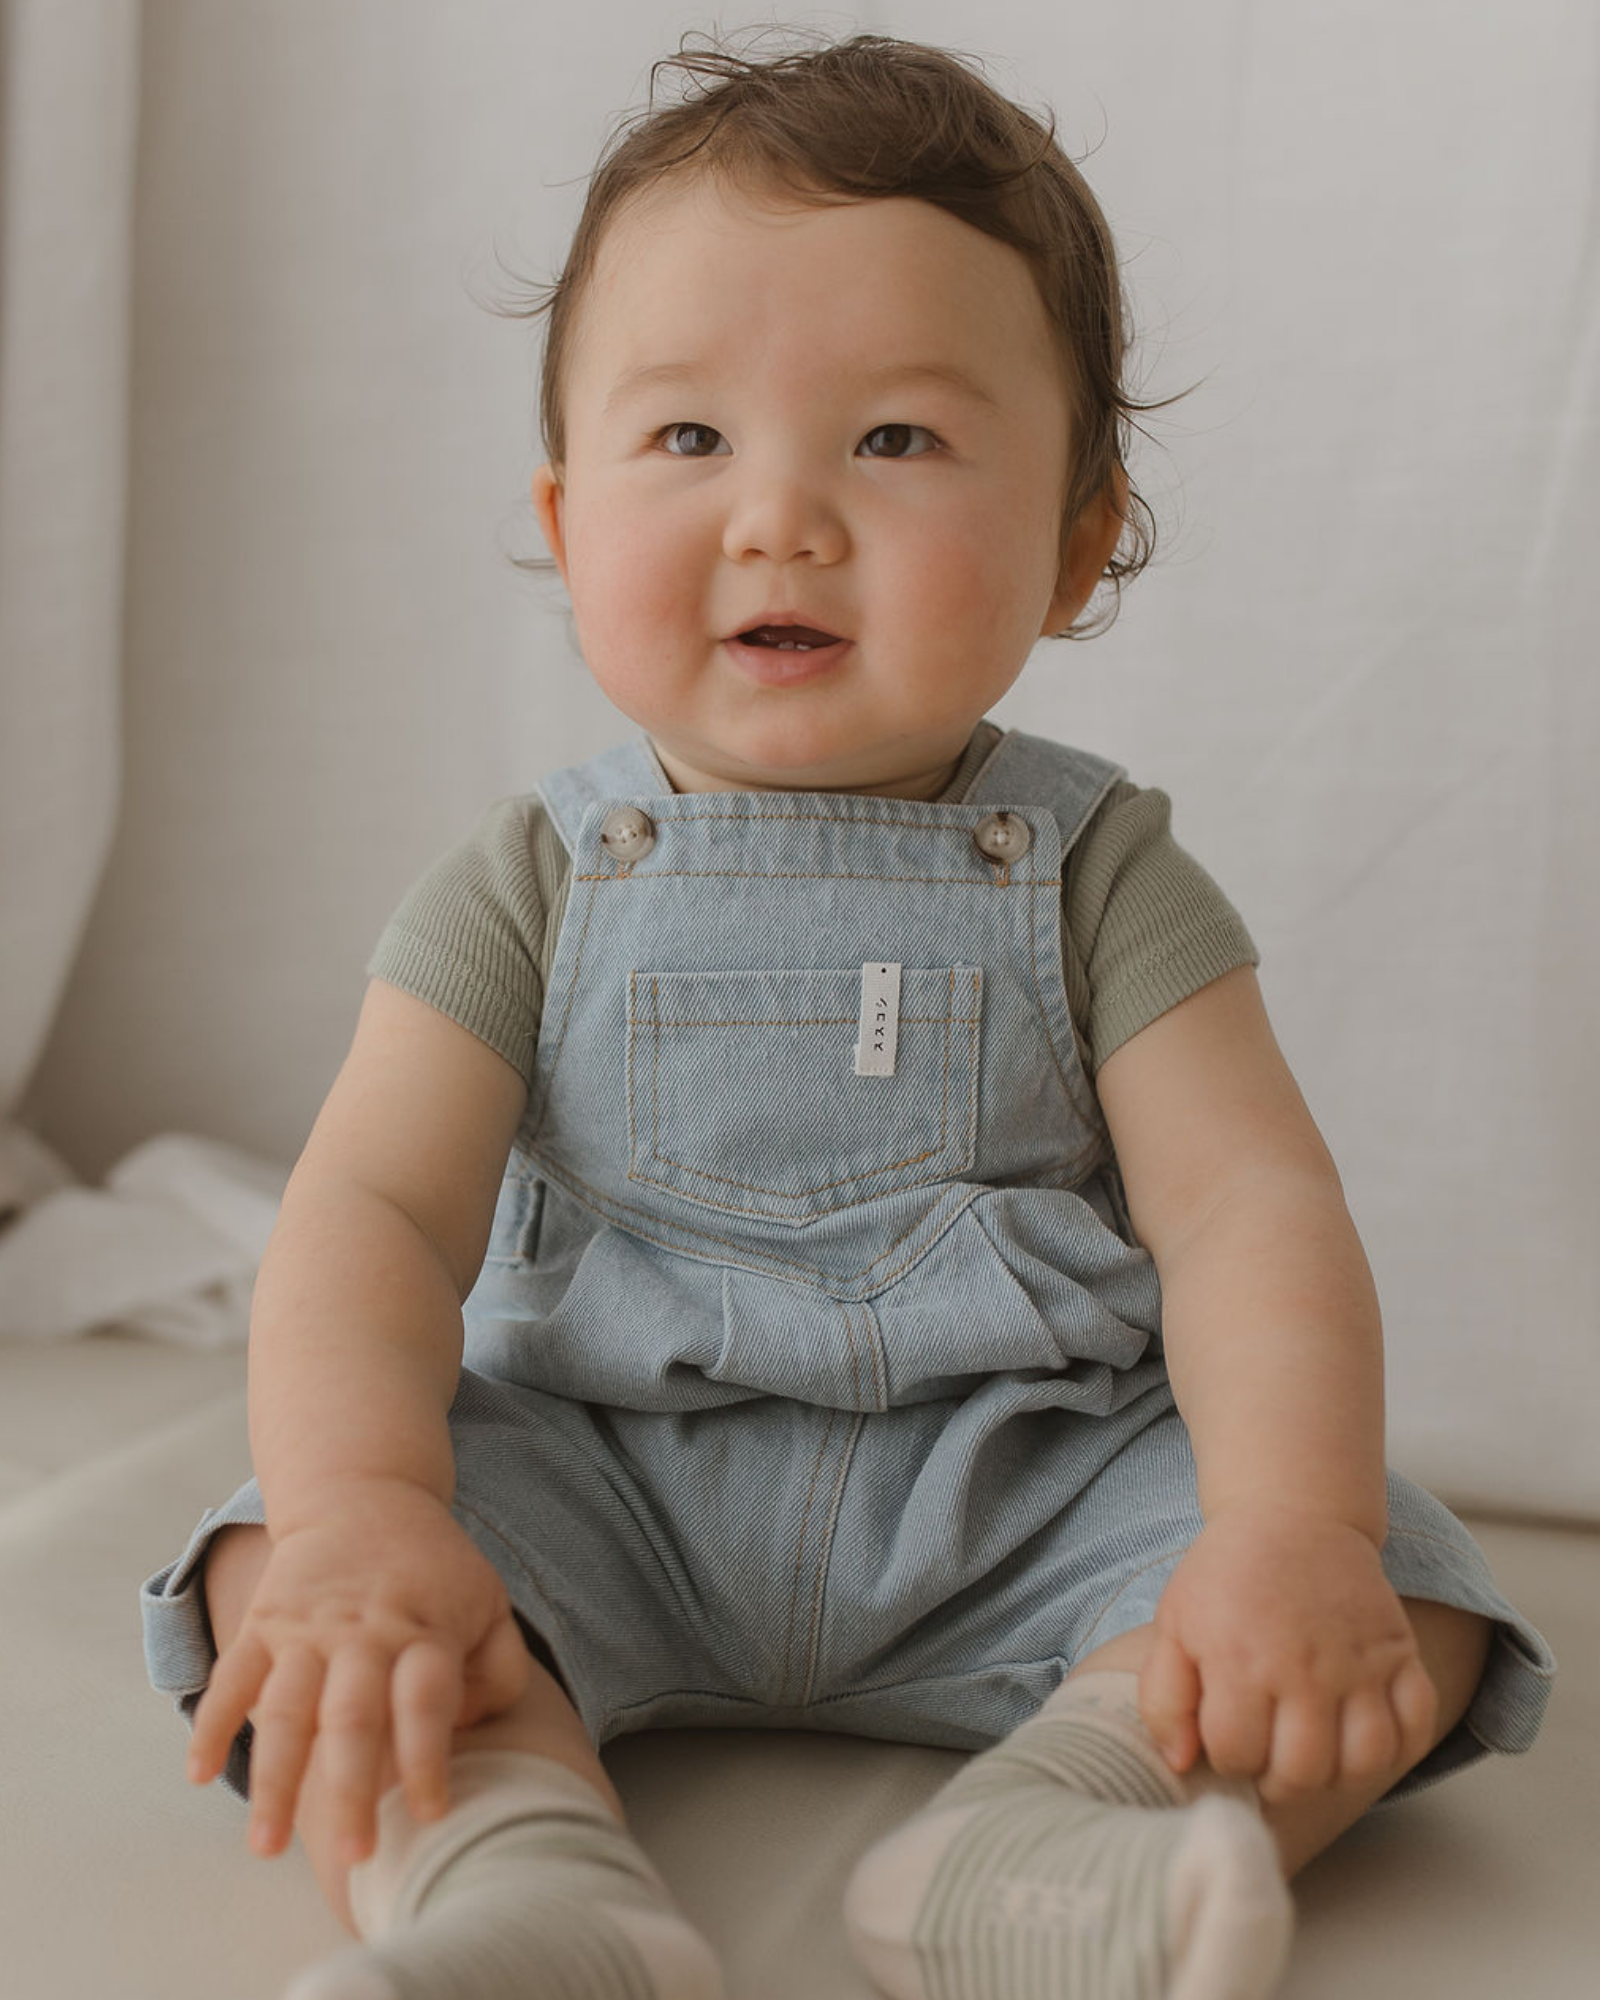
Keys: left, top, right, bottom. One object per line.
{"left": 651, "top": 740, "right": 974, "bottom": 802}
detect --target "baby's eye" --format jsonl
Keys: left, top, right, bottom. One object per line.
{"left": 860, "top": 423, "right": 941, "bottom": 459}
{"left": 657, "top": 422, "right": 728, "bottom": 457}
{"left": 652, "top": 421, "right": 942, "bottom": 459}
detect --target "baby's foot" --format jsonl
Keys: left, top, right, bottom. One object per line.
{"left": 845, "top": 1783, "right": 1290, "bottom": 2000}
{"left": 281, "top": 1750, "right": 723, "bottom": 2000}
{"left": 842, "top": 1671, "right": 1292, "bottom": 2000}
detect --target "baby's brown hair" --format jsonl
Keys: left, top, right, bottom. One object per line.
{"left": 504, "top": 25, "right": 1181, "bottom": 638}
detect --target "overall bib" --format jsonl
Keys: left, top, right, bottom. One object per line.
{"left": 140, "top": 728, "right": 1555, "bottom": 1806}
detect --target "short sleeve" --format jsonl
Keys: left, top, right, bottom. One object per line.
{"left": 363, "top": 795, "right": 554, "bottom": 1087}
{"left": 1062, "top": 780, "right": 1260, "bottom": 1077}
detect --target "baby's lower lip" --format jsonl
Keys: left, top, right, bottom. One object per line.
{"left": 723, "top": 636, "right": 850, "bottom": 685}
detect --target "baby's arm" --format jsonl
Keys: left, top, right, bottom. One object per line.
{"left": 1094, "top": 965, "right": 1438, "bottom": 1802}
{"left": 245, "top": 976, "right": 525, "bottom": 1531}
{"left": 188, "top": 977, "right": 535, "bottom": 1858}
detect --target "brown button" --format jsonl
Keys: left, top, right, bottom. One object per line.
{"left": 972, "top": 811, "right": 1031, "bottom": 863}
{"left": 599, "top": 805, "right": 656, "bottom": 861}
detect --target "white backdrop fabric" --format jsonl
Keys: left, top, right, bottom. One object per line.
{"left": 0, "top": 0, "right": 138, "bottom": 1204}
{"left": 11, "top": 2, "right": 1598, "bottom": 1518}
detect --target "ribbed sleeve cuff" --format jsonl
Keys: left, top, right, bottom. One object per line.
{"left": 1090, "top": 915, "right": 1260, "bottom": 1072}
{"left": 364, "top": 931, "right": 537, "bottom": 1081}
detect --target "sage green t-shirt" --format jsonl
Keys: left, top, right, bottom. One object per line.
{"left": 366, "top": 721, "right": 1259, "bottom": 1088}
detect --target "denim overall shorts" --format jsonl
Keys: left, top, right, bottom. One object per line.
{"left": 140, "top": 727, "right": 1555, "bottom": 1807}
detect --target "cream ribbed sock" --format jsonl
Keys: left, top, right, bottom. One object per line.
{"left": 280, "top": 1749, "right": 723, "bottom": 2000}
{"left": 842, "top": 1670, "right": 1294, "bottom": 2000}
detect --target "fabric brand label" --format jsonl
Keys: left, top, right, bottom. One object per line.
{"left": 854, "top": 962, "right": 902, "bottom": 1076}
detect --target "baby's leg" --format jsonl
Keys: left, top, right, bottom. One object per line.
{"left": 203, "top": 1522, "right": 623, "bottom": 1932}
{"left": 203, "top": 1525, "right": 723, "bottom": 1999}
{"left": 843, "top": 1597, "right": 1491, "bottom": 2000}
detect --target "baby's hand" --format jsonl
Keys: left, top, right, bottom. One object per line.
{"left": 1137, "top": 1505, "right": 1440, "bottom": 1805}
{"left": 186, "top": 1479, "right": 531, "bottom": 1865}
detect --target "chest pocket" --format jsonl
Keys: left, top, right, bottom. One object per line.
{"left": 626, "top": 965, "right": 982, "bottom": 1225}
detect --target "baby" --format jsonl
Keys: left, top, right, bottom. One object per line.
{"left": 140, "top": 26, "right": 1555, "bottom": 2000}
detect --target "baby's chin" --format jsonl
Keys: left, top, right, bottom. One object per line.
{"left": 649, "top": 726, "right": 860, "bottom": 795}
{"left": 653, "top": 732, "right": 962, "bottom": 801}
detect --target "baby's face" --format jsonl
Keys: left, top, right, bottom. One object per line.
{"left": 533, "top": 172, "right": 1116, "bottom": 797}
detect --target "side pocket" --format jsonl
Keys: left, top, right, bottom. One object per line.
{"left": 479, "top": 1159, "right": 545, "bottom": 1266}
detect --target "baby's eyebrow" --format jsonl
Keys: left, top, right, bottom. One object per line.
{"left": 602, "top": 358, "right": 1001, "bottom": 415}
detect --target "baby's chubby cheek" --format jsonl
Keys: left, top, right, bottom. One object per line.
{"left": 568, "top": 531, "right": 706, "bottom": 653}
{"left": 910, "top": 518, "right": 1036, "bottom": 640}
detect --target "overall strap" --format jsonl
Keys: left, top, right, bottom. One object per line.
{"left": 960, "top": 728, "right": 1127, "bottom": 855}
{"left": 535, "top": 726, "right": 1128, "bottom": 860}
{"left": 536, "top": 734, "right": 675, "bottom": 856}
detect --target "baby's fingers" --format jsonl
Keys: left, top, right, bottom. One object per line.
{"left": 457, "top": 1610, "right": 537, "bottom": 1731}
{"left": 390, "top": 1638, "right": 466, "bottom": 1824}
{"left": 1304, "top": 1660, "right": 1438, "bottom": 1798}
{"left": 246, "top": 1645, "right": 328, "bottom": 1856}
{"left": 316, "top": 1643, "right": 400, "bottom": 1867}
{"left": 1391, "top": 1656, "right": 1440, "bottom": 1771}
{"left": 1258, "top": 1693, "right": 1339, "bottom": 1803}
{"left": 187, "top": 1630, "right": 271, "bottom": 1785}
{"left": 1138, "top": 1629, "right": 1202, "bottom": 1774}
{"left": 1196, "top": 1675, "right": 1274, "bottom": 1785}
{"left": 1334, "top": 1685, "right": 1402, "bottom": 1788}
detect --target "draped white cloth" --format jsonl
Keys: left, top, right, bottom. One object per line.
{"left": 1, "top": 3, "right": 1594, "bottom": 1515}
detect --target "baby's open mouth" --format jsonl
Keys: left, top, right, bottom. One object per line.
{"left": 738, "top": 624, "right": 841, "bottom": 651}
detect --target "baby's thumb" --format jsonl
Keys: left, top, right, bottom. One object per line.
{"left": 455, "top": 1609, "right": 537, "bottom": 1728}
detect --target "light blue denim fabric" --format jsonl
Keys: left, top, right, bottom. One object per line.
{"left": 141, "top": 727, "right": 1555, "bottom": 1807}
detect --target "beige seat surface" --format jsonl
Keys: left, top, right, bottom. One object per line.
{"left": 2, "top": 1329, "right": 1594, "bottom": 2000}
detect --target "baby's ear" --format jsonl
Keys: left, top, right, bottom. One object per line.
{"left": 1044, "top": 470, "right": 1126, "bottom": 634}
{"left": 531, "top": 464, "right": 569, "bottom": 577}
